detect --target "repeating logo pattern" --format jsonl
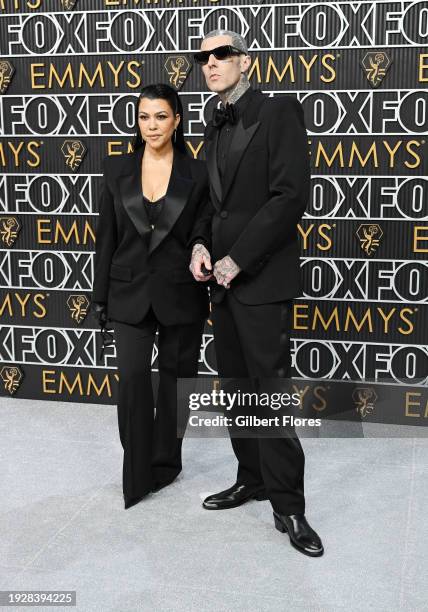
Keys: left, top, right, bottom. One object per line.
{"left": 61, "top": 0, "right": 78, "bottom": 10}
{"left": 61, "top": 140, "right": 87, "bottom": 171}
{"left": 352, "top": 388, "right": 377, "bottom": 418}
{"left": 67, "top": 294, "right": 90, "bottom": 324}
{"left": 0, "top": 2, "right": 426, "bottom": 404}
{"left": 360, "top": 51, "right": 393, "bottom": 88}
{"left": 0, "top": 217, "right": 21, "bottom": 247}
{"left": 356, "top": 224, "right": 383, "bottom": 256}
{"left": 164, "top": 56, "right": 192, "bottom": 90}
{"left": 0, "top": 60, "right": 15, "bottom": 94}
{"left": 1, "top": 365, "right": 24, "bottom": 395}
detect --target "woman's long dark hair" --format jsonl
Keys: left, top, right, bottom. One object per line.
{"left": 131, "top": 84, "right": 187, "bottom": 154}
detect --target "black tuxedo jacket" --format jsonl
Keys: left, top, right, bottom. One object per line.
{"left": 92, "top": 146, "right": 210, "bottom": 325}
{"left": 190, "top": 88, "right": 310, "bottom": 305}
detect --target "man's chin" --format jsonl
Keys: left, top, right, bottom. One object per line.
{"left": 206, "top": 82, "right": 226, "bottom": 94}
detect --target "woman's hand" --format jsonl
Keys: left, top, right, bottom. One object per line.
{"left": 91, "top": 302, "right": 114, "bottom": 361}
{"left": 91, "top": 302, "right": 108, "bottom": 327}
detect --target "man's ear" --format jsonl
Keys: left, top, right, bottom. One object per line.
{"left": 241, "top": 54, "right": 251, "bottom": 73}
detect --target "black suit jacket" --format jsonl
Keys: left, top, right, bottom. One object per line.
{"left": 190, "top": 89, "right": 310, "bottom": 305}
{"left": 92, "top": 146, "right": 210, "bottom": 325}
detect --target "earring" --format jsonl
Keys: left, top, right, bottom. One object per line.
{"left": 174, "top": 129, "right": 177, "bottom": 143}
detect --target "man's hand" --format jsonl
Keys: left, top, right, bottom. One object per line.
{"left": 190, "top": 243, "right": 213, "bottom": 281}
{"left": 213, "top": 255, "right": 241, "bottom": 289}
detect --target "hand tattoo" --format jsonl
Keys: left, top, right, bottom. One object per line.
{"left": 190, "top": 243, "right": 211, "bottom": 276}
{"left": 213, "top": 255, "right": 241, "bottom": 288}
{"left": 192, "top": 243, "right": 210, "bottom": 259}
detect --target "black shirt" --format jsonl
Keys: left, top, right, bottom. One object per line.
{"left": 216, "top": 87, "right": 253, "bottom": 179}
{"left": 143, "top": 195, "right": 164, "bottom": 229}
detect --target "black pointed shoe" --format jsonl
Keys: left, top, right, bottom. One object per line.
{"left": 273, "top": 512, "right": 324, "bottom": 557}
{"left": 202, "top": 483, "right": 268, "bottom": 510}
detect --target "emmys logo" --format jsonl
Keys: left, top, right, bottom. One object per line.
{"left": 352, "top": 388, "right": 377, "bottom": 418}
{"left": 1, "top": 365, "right": 23, "bottom": 395}
{"left": 61, "top": 140, "right": 87, "bottom": 171}
{"left": 360, "top": 51, "right": 392, "bottom": 88}
{"left": 61, "top": 0, "right": 78, "bottom": 9}
{"left": 67, "top": 294, "right": 89, "bottom": 324}
{"left": 356, "top": 224, "right": 383, "bottom": 256}
{"left": 0, "top": 60, "right": 15, "bottom": 94}
{"left": 0, "top": 217, "right": 21, "bottom": 247}
{"left": 164, "top": 56, "right": 191, "bottom": 90}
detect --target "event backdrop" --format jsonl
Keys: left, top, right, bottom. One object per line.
{"left": 0, "top": 1, "right": 427, "bottom": 422}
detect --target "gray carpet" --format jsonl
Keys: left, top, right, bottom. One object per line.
{"left": 1, "top": 397, "right": 427, "bottom": 612}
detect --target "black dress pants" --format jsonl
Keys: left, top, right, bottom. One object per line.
{"left": 211, "top": 291, "right": 305, "bottom": 515}
{"left": 113, "top": 307, "right": 204, "bottom": 502}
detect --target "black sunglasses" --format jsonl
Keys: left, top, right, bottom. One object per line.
{"left": 193, "top": 45, "right": 245, "bottom": 65}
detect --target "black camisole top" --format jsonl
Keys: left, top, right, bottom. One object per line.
{"left": 143, "top": 194, "right": 165, "bottom": 229}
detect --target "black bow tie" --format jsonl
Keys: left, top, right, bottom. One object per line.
{"left": 212, "top": 103, "right": 238, "bottom": 129}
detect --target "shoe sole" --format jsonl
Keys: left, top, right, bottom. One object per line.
{"left": 273, "top": 513, "right": 324, "bottom": 557}
{"left": 202, "top": 491, "right": 268, "bottom": 510}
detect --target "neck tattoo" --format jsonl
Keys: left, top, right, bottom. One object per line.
{"left": 220, "top": 76, "right": 250, "bottom": 106}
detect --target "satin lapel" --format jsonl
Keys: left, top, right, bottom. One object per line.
{"left": 117, "top": 146, "right": 152, "bottom": 245}
{"left": 204, "top": 124, "right": 222, "bottom": 209}
{"left": 148, "top": 150, "right": 195, "bottom": 255}
{"left": 221, "top": 118, "right": 260, "bottom": 204}
{"left": 221, "top": 89, "right": 266, "bottom": 204}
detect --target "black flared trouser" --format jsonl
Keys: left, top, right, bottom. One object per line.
{"left": 113, "top": 307, "right": 204, "bottom": 501}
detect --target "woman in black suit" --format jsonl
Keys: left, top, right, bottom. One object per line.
{"left": 91, "top": 84, "right": 210, "bottom": 509}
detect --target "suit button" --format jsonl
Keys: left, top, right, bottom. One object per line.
{"left": 220, "top": 211, "right": 228, "bottom": 219}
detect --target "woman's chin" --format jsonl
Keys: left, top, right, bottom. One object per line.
{"left": 145, "top": 138, "right": 170, "bottom": 151}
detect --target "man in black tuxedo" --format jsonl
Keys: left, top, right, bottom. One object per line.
{"left": 189, "top": 30, "right": 324, "bottom": 557}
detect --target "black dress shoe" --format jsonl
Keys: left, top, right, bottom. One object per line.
{"left": 273, "top": 511, "right": 324, "bottom": 557}
{"left": 202, "top": 483, "right": 268, "bottom": 510}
